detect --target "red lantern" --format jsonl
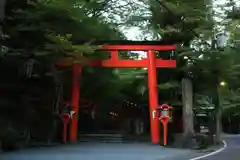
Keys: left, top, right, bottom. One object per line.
{"left": 156, "top": 104, "right": 173, "bottom": 146}
{"left": 158, "top": 104, "right": 172, "bottom": 120}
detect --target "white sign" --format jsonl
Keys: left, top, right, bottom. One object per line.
{"left": 152, "top": 110, "right": 156, "bottom": 119}
{"left": 69, "top": 111, "right": 76, "bottom": 118}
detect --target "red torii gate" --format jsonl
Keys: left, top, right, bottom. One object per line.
{"left": 57, "top": 41, "right": 177, "bottom": 144}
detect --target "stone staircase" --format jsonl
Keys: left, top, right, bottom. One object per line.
{"left": 78, "top": 131, "right": 150, "bottom": 143}
{"left": 78, "top": 133, "right": 126, "bottom": 143}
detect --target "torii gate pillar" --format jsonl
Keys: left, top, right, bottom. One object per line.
{"left": 147, "top": 50, "right": 159, "bottom": 143}
{"left": 69, "top": 63, "right": 81, "bottom": 142}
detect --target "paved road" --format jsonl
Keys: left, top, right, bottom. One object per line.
{"left": 174, "top": 134, "right": 240, "bottom": 160}
{"left": 196, "top": 135, "right": 240, "bottom": 160}
{"left": 1, "top": 135, "right": 240, "bottom": 160}
{"left": 0, "top": 143, "right": 195, "bottom": 160}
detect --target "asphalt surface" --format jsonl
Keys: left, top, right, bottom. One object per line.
{"left": 0, "top": 143, "right": 195, "bottom": 160}
{"left": 196, "top": 135, "right": 240, "bottom": 160}
{"left": 1, "top": 135, "right": 240, "bottom": 160}
{"left": 174, "top": 134, "right": 240, "bottom": 160}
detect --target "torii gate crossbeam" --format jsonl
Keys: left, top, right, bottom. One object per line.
{"left": 57, "top": 43, "right": 177, "bottom": 144}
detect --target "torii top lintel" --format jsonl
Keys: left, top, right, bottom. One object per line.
{"left": 57, "top": 40, "right": 177, "bottom": 68}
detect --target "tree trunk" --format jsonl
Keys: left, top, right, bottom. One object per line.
{"left": 0, "top": 0, "right": 5, "bottom": 33}
{"left": 0, "top": 0, "right": 5, "bottom": 151}
{"left": 213, "top": 85, "right": 222, "bottom": 144}
{"left": 181, "top": 77, "right": 194, "bottom": 146}
{"left": 48, "top": 64, "right": 63, "bottom": 143}
{"left": 215, "top": 107, "right": 222, "bottom": 143}
{"left": 0, "top": 0, "right": 5, "bottom": 20}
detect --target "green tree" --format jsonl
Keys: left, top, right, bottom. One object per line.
{"left": 1, "top": 0, "right": 132, "bottom": 148}
{"left": 148, "top": 0, "right": 212, "bottom": 146}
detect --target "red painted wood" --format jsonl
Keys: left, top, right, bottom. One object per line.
{"left": 110, "top": 50, "right": 118, "bottom": 60}
{"left": 88, "top": 59, "right": 176, "bottom": 68}
{"left": 162, "top": 120, "right": 168, "bottom": 146}
{"left": 69, "top": 63, "right": 81, "bottom": 143}
{"left": 62, "top": 121, "right": 67, "bottom": 143}
{"left": 101, "top": 45, "right": 176, "bottom": 51}
{"left": 147, "top": 50, "right": 160, "bottom": 144}
{"left": 58, "top": 59, "right": 176, "bottom": 68}
{"left": 61, "top": 114, "right": 70, "bottom": 143}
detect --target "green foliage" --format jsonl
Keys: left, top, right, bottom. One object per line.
{"left": 158, "top": 81, "right": 180, "bottom": 90}
{"left": 1, "top": 0, "right": 135, "bottom": 149}
{"left": 148, "top": 0, "right": 213, "bottom": 45}
{"left": 145, "top": 0, "right": 240, "bottom": 124}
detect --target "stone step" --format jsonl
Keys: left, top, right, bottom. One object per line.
{"left": 81, "top": 134, "right": 123, "bottom": 138}
{"left": 79, "top": 133, "right": 127, "bottom": 143}
{"left": 78, "top": 133, "right": 150, "bottom": 143}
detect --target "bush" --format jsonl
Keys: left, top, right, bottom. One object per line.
{"left": 194, "top": 133, "right": 212, "bottom": 149}
{"left": 1, "top": 127, "right": 29, "bottom": 152}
